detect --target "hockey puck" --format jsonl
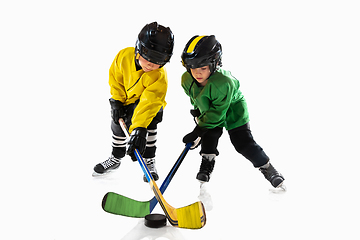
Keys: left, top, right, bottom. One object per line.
{"left": 144, "top": 213, "right": 167, "bottom": 228}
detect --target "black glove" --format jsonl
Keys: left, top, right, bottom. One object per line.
{"left": 190, "top": 109, "right": 201, "bottom": 124}
{"left": 126, "top": 127, "right": 148, "bottom": 161}
{"left": 190, "top": 109, "right": 201, "bottom": 118}
{"left": 109, "top": 98, "right": 124, "bottom": 124}
{"left": 183, "top": 125, "right": 206, "bottom": 149}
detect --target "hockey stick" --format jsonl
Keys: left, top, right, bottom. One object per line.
{"left": 102, "top": 142, "right": 191, "bottom": 218}
{"left": 115, "top": 118, "right": 206, "bottom": 229}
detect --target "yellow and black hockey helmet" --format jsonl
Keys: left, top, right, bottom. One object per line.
{"left": 136, "top": 22, "right": 174, "bottom": 66}
{"left": 181, "top": 35, "right": 222, "bottom": 73}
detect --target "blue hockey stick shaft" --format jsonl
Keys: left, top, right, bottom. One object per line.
{"left": 150, "top": 142, "right": 191, "bottom": 211}
{"left": 119, "top": 118, "right": 192, "bottom": 212}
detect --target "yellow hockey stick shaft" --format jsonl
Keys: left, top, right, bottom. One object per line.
{"left": 119, "top": 118, "right": 206, "bottom": 229}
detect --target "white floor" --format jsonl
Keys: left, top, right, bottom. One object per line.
{"left": 1, "top": 1, "right": 360, "bottom": 239}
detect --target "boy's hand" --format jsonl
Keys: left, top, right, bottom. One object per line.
{"left": 109, "top": 98, "right": 124, "bottom": 124}
{"left": 190, "top": 109, "right": 201, "bottom": 118}
{"left": 126, "top": 127, "right": 148, "bottom": 161}
{"left": 183, "top": 125, "right": 205, "bottom": 149}
{"left": 190, "top": 109, "right": 201, "bottom": 125}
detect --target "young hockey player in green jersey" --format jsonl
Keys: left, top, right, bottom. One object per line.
{"left": 181, "top": 35, "right": 285, "bottom": 188}
{"left": 93, "top": 22, "right": 174, "bottom": 182}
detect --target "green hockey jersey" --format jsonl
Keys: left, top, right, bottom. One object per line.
{"left": 181, "top": 68, "right": 249, "bottom": 130}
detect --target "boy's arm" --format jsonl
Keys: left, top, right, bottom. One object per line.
{"left": 181, "top": 73, "right": 197, "bottom": 107}
{"left": 198, "top": 83, "right": 232, "bottom": 129}
{"left": 129, "top": 72, "right": 167, "bottom": 132}
{"left": 109, "top": 51, "right": 127, "bottom": 102}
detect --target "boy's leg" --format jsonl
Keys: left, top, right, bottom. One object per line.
{"left": 111, "top": 101, "right": 138, "bottom": 159}
{"left": 111, "top": 120, "right": 127, "bottom": 158}
{"left": 93, "top": 102, "right": 136, "bottom": 175}
{"left": 228, "top": 123, "right": 268, "bottom": 167}
{"left": 93, "top": 120, "right": 125, "bottom": 175}
{"left": 197, "top": 127, "right": 223, "bottom": 182}
{"left": 228, "top": 123, "right": 284, "bottom": 188}
{"left": 142, "top": 108, "right": 163, "bottom": 182}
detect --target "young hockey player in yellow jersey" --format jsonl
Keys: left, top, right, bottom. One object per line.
{"left": 93, "top": 22, "right": 174, "bottom": 182}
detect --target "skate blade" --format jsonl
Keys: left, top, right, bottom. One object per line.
{"left": 269, "top": 183, "right": 287, "bottom": 194}
{"left": 92, "top": 171, "right": 105, "bottom": 177}
{"left": 92, "top": 169, "right": 118, "bottom": 177}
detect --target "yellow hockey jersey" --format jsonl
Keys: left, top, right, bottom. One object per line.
{"left": 109, "top": 47, "right": 168, "bottom": 132}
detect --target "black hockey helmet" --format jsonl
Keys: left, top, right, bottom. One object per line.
{"left": 181, "top": 35, "right": 222, "bottom": 73}
{"left": 135, "top": 22, "right": 174, "bottom": 66}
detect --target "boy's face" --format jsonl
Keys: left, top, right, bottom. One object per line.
{"left": 138, "top": 55, "right": 161, "bottom": 72}
{"left": 190, "top": 66, "right": 211, "bottom": 86}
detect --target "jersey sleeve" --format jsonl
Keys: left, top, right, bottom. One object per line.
{"left": 129, "top": 70, "right": 167, "bottom": 132}
{"left": 181, "top": 72, "right": 197, "bottom": 107}
{"left": 109, "top": 50, "right": 127, "bottom": 103}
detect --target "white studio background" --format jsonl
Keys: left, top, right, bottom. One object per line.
{"left": 1, "top": 0, "right": 359, "bottom": 239}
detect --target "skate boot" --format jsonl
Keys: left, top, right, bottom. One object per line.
{"left": 196, "top": 154, "right": 216, "bottom": 183}
{"left": 143, "top": 158, "right": 159, "bottom": 182}
{"left": 93, "top": 155, "right": 121, "bottom": 175}
{"left": 259, "top": 162, "right": 285, "bottom": 188}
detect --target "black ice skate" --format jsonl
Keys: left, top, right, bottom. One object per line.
{"left": 143, "top": 158, "right": 159, "bottom": 182}
{"left": 93, "top": 155, "right": 121, "bottom": 175}
{"left": 259, "top": 163, "right": 284, "bottom": 188}
{"left": 196, "top": 155, "right": 215, "bottom": 183}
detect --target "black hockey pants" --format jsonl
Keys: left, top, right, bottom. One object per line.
{"left": 111, "top": 101, "right": 163, "bottom": 160}
{"left": 200, "top": 123, "right": 269, "bottom": 168}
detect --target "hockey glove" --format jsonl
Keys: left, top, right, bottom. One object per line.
{"left": 190, "top": 109, "right": 201, "bottom": 124}
{"left": 183, "top": 125, "right": 206, "bottom": 149}
{"left": 109, "top": 98, "right": 125, "bottom": 125}
{"left": 126, "top": 127, "right": 148, "bottom": 161}
{"left": 190, "top": 109, "right": 201, "bottom": 118}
